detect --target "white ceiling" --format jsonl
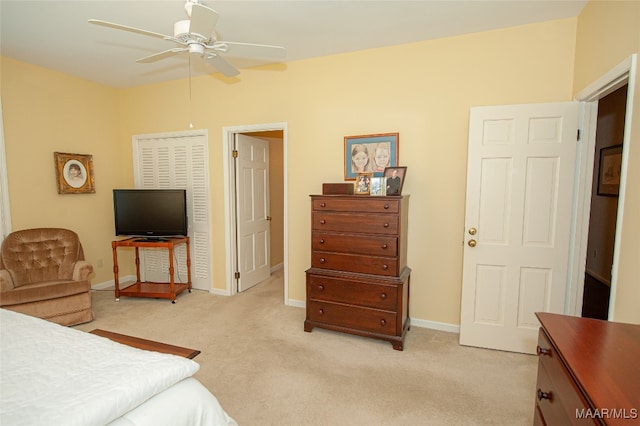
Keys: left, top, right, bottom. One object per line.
{"left": 1, "top": 0, "right": 588, "bottom": 89}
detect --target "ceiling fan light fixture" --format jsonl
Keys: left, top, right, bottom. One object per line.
{"left": 188, "top": 43, "right": 205, "bottom": 56}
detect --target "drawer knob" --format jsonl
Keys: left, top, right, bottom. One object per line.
{"left": 382, "top": 264, "right": 389, "bottom": 270}
{"left": 320, "top": 202, "right": 326, "bottom": 208}
{"left": 536, "top": 389, "right": 552, "bottom": 401}
{"left": 320, "top": 219, "right": 326, "bottom": 225}
{"left": 318, "top": 308, "right": 324, "bottom": 316}
{"left": 317, "top": 285, "right": 324, "bottom": 291}
{"left": 380, "top": 319, "right": 386, "bottom": 326}
{"left": 319, "top": 239, "right": 325, "bottom": 244}
{"left": 319, "top": 258, "right": 326, "bottom": 264}
{"left": 383, "top": 223, "right": 389, "bottom": 228}
{"left": 536, "top": 346, "right": 551, "bottom": 356}
{"left": 380, "top": 293, "right": 387, "bottom": 300}
{"left": 381, "top": 244, "right": 388, "bottom": 249}
{"left": 384, "top": 204, "right": 390, "bottom": 209}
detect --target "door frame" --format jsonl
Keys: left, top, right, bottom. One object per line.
{"left": 0, "top": 98, "right": 12, "bottom": 240}
{"left": 222, "top": 122, "right": 289, "bottom": 303}
{"left": 567, "top": 54, "right": 637, "bottom": 318}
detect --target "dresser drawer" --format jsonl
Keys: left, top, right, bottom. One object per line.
{"left": 313, "top": 212, "right": 399, "bottom": 235}
{"left": 313, "top": 197, "right": 400, "bottom": 214}
{"left": 535, "top": 361, "right": 573, "bottom": 425}
{"left": 536, "top": 329, "right": 594, "bottom": 425}
{"left": 312, "top": 231, "right": 398, "bottom": 257}
{"left": 307, "top": 273, "right": 398, "bottom": 311}
{"left": 311, "top": 252, "right": 399, "bottom": 276}
{"left": 307, "top": 300, "right": 398, "bottom": 336}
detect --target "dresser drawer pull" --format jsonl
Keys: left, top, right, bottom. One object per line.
{"left": 536, "top": 346, "right": 551, "bottom": 356}
{"left": 384, "top": 204, "right": 390, "bottom": 209}
{"left": 536, "top": 389, "right": 552, "bottom": 401}
{"left": 320, "top": 219, "right": 326, "bottom": 225}
{"left": 383, "top": 223, "right": 389, "bottom": 228}
{"left": 380, "top": 293, "right": 387, "bottom": 300}
{"left": 382, "top": 264, "right": 389, "bottom": 270}
{"left": 317, "top": 285, "right": 324, "bottom": 291}
{"left": 319, "top": 239, "right": 325, "bottom": 244}
{"left": 320, "top": 202, "right": 326, "bottom": 208}
{"left": 319, "top": 258, "right": 326, "bottom": 264}
{"left": 380, "top": 319, "right": 386, "bottom": 326}
{"left": 319, "top": 308, "right": 324, "bottom": 316}
{"left": 381, "top": 244, "right": 388, "bottom": 249}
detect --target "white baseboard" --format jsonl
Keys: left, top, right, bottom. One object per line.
{"left": 209, "top": 288, "right": 231, "bottom": 296}
{"left": 410, "top": 317, "right": 460, "bottom": 334}
{"left": 286, "top": 298, "right": 460, "bottom": 334}
{"left": 91, "top": 275, "right": 135, "bottom": 290}
{"left": 287, "top": 299, "right": 305, "bottom": 309}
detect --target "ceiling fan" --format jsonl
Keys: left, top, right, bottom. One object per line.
{"left": 88, "top": 0, "right": 286, "bottom": 77}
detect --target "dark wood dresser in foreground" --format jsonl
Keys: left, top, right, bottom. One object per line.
{"left": 305, "top": 195, "right": 410, "bottom": 350}
{"left": 534, "top": 312, "right": 640, "bottom": 425}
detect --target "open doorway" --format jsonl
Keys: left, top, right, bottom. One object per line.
{"left": 570, "top": 54, "right": 636, "bottom": 320}
{"left": 582, "top": 85, "right": 627, "bottom": 319}
{"left": 222, "top": 123, "right": 287, "bottom": 302}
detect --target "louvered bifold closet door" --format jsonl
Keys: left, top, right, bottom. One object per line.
{"left": 134, "top": 133, "right": 211, "bottom": 291}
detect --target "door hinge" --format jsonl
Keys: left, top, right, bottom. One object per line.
{"left": 577, "top": 129, "right": 581, "bottom": 141}
{"left": 234, "top": 271, "right": 240, "bottom": 279}
{"left": 232, "top": 150, "right": 239, "bottom": 158}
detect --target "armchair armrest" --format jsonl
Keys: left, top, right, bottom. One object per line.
{"left": 73, "top": 261, "right": 94, "bottom": 281}
{"left": 0, "top": 269, "right": 16, "bottom": 292}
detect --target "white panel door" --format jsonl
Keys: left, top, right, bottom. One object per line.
{"left": 460, "top": 102, "right": 580, "bottom": 354}
{"left": 236, "top": 134, "right": 270, "bottom": 292}
{"left": 134, "top": 133, "right": 211, "bottom": 291}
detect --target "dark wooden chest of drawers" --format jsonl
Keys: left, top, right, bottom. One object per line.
{"left": 534, "top": 312, "right": 640, "bottom": 425}
{"left": 305, "top": 195, "right": 410, "bottom": 350}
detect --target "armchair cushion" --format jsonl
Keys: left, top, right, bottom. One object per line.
{"left": 0, "top": 228, "right": 95, "bottom": 326}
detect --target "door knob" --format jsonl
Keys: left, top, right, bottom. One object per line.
{"left": 468, "top": 239, "right": 477, "bottom": 247}
{"left": 468, "top": 227, "right": 477, "bottom": 235}
{"left": 266, "top": 216, "right": 272, "bottom": 221}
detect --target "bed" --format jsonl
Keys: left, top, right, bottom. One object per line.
{"left": 0, "top": 308, "right": 236, "bottom": 426}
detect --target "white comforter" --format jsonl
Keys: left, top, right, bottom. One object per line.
{"left": 0, "top": 309, "right": 232, "bottom": 426}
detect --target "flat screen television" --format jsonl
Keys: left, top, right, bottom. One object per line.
{"left": 113, "top": 189, "right": 188, "bottom": 238}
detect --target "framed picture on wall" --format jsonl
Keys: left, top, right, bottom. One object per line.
{"left": 344, "top": 133, "right": 399, "bottom": 180}
{"left": 597, "top": 144, "right": 622, "bottom": 196}
{"left": 54, "top": 152, "right": 96, "bottom": 194}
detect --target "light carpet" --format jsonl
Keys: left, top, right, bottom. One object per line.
{"left": 75, "top": 269, "right": 537, "bottom": 425}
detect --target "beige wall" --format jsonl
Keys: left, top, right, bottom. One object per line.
{"left": 573, "top": 0, "right": 640, "bottom": 323}
{"left": 1, "top": 57, "right": 126, "bottom": 283}
{"left": 5, "top": 12, "right": 632, "bottom": 326}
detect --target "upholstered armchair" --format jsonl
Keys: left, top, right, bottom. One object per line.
{"left": 0, "top": 228, "right": 95, "bottom": 326}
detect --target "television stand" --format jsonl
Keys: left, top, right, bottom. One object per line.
{"left": 111, "top": 236, "right": 191, "bottom": 303}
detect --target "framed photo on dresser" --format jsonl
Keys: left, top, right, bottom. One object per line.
{"left": 354, "top": 172, "right": 373, "bottom": 195}
{"left": 370, "top": 177, "right": 386, "bottom": 196}
{"left": 384, "top": 166, "right": 406, "bottom": 195}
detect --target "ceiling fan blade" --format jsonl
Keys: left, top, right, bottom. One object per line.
{"left": 88, "top": 19, "right": 172, "bottom": 40}
{"left": 189, "top": 4, "right": 219, "bottom": 40}
{"left": 214, "top": 42, "right": 286, "bottom": 61}
{"left": 205, "top": 54, "right": 240, "bottom": 77}
{"left": 137, "top": 48, "right": 188, "bottom": 63}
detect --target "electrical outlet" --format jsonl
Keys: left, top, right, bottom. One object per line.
{"left": 97, "top": 258, "right": 104, "bottom": 268}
